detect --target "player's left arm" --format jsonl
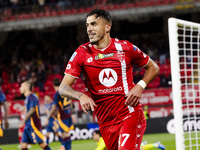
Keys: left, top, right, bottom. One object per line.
{"left": 2, "top": 101, "right": 9, "bottom": 128}
{"left": 125, "top": 58, "right": 159, "bottom": 107}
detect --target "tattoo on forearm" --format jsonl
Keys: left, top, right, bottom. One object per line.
{"left": 59, "top": 84, "right": 84, "bottom": 100}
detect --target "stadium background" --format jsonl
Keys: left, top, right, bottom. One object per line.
{"left": 0, "top": 0, "right": 200, "bottom": 146}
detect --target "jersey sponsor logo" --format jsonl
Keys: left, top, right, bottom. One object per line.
{"left": 69, "top": 52, "right": 77, "bottom": 62}
{"left": 66, "top": 64, "right": 71, "bottom": 69}
{"left": 99, "top": 68, "right": 118, "bottom": 87}
{"left": 117, "top": 51, "right": 125, "bottom": 62}
{"left": 95, "top": 53, "right": 114, "bottom": 60}
{"left": 98, "top": 86, "right": 123, "bottom": 93}
{"left": 87, "top": 57, "right": 93, "bottom": 63}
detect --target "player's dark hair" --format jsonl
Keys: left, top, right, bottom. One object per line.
{"left": 93, "top": 129, "right": 101, "bottom": 136}
{"left": 87, "top": 9, "right": 112, "bottom": 25}
{"left": 53, "top": 78, "right": 61, "bottom": 86}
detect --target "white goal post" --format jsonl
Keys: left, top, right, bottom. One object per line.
{"left": 168, "top": 18, "right": 200, "bottom": 150}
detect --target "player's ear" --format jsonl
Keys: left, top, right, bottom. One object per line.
{"left": 105, "top": 24, "right": 111, "bottom": 33}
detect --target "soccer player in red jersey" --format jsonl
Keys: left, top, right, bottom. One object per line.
{"left": 59, "top": 9, "right": 159, "bottom": 150}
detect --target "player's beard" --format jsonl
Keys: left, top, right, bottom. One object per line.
{"left": 89, "top": 34, "right": 104, "bottom": 45}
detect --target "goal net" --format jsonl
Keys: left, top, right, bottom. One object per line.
{"left": 168, "top": 18, "right": 200, "bottom": 150}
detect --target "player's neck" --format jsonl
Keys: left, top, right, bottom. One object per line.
{"left": 54, "top": 86, "right": 59, "bottom": 92}
{"left": 24, "top": 91, "right": 32, "bottom": 97}
{"left": 93, "top": 36, "right": 111, "bottom": 50}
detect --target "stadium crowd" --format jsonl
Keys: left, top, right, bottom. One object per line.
{"left": 0, "top": 0, "right": 135, "bottom": 10}
{"left": 0, "top": 0, "right": 177, "bottom": 22}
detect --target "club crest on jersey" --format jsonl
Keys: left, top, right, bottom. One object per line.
{"left": 117, "top": 51, "right": 125, "bottom": 62}
{"left": 95, "top": 53, "right": 114, "bottom": 60}
{"left": 69, "top": 52, "right": 77, "bottom": 62}
{"left": 99, "top": 68, "right": 117, "bottom": 87}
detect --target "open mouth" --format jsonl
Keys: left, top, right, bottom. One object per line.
{"left": 89, "top": 33, "right": 96, "bottom": 39}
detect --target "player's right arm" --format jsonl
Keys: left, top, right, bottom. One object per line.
{"left": 2, "top": 101, "right": 9, "bottom": 128}
{"left": 18, "top": 107, "right": 36, "bottom": 128}
{"left": 59, "top": 74, "right": 96, "bottom": 114}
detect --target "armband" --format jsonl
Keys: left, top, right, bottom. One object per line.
{"left": 137, "top": 80, "right": 147, "bottom": 89}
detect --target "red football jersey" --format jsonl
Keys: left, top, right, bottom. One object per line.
{"left": 65, "top": 38, "right": 149, "bottom": 127}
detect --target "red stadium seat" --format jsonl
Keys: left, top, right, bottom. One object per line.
{"left": 13, "top": 82, "right": 20, "bottom": 89}
{"left": 1, "top": 84, "right": 8, "bottom": 93}
{"left": 78, "top": 8, "right": 85, "bottom": 13}
{"left": 58, "top": 10, "right": 65, "bottom": 16}
{"left": 6, "top": 93, "right": 15, "bottom": 100}
{"left": 65, "top": 9, "right": 71, "bottom": 14}
{"left": 39, "top": 91, "right": 45, "bottom": 98}
{"left": 34, "top": 86, "right": 40, "bottom": 92}
{"left": 51, "top": 10, "right": 57, "bottom": 16}
{"left": 38, "top": 12, "right": 44, "bottom": 17}
{"left": 54, "top": 74, "right": 63, "bottom": 80}
{"left": 85, "top": 7, "right": 92, "bottom": 12}
{"left": 128, "top": 3, "right": 135, "bottom": 8}
{"left": 44, "top": 11, "right": 51, "bottom": 17}
{"left": 45, "top": 90, "right": 55, "bottom": 98}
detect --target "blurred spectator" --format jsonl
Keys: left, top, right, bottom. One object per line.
{"left": 159, "top": 73, "right": 169, "bottom": 88}
{"left": 18, "top": 67, "right": 28, "bottom": 83}
{"left": 10, "top": 0, "right": 19, "bottom": 14}
{"left": 133, "top": 69, "right": 142, "bottom": 84}
{"left": 36, "top": 63, "right": 45, "bottom": 91}
{"left": 38, "top": 0, "right": 45, "bottom": 12}
{"left": 64, "top": 0, "right": 71, "bottom": 9}
{"left": 57, "top": 0, "right": 64, "bottom": 10}
{"left": 28, "top": 71, "right": 37, "bottom": 86}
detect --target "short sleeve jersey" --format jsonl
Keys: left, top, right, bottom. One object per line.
{"left": 24, "top": 93, "right": 42, "bottom": 130}
{"left": 0, "top": 88, "right": 6, "bottom": 122}
{"left": 65, "top": 38, "right": 149, "bottom": 127}
{"left": 53, "top": 91, "right": 72, "bottom": 120}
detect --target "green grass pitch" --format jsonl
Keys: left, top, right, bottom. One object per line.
{"left": 0, "top": 133, "right": 175, "bottom": 150}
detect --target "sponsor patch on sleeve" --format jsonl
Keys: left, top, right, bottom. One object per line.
{"left": 133, "top": 45, "right": 138, "bottom": 51}
{"left": 69, "top": 52, "right": 77, "bottom": 62}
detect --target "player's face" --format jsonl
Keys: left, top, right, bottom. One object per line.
{"left": 44, "top": 95, "right": 51, "bottom": 104}
{"left": 19, "top": 82, "right": 27, "bottom": 94}
{"left": 92, "top": 132, "right": 99, "bottom": 142}
{"left": 86, "top": 15, "right": 110, "bottom": 44}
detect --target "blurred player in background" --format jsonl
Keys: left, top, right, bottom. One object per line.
{"left": 141, "top": 141, "right": 165, "bottom": 150}
{"left": 0, "top": 86, "right": 9, "bottom": 137}
{"left": 18, "top": 81, "right": 51, "bottom": 150}
{"left": 92, "top": 129, "right": 107, "bottom": 150}
{"left": 17, "top": 105, "right": 31, "bottom": 149}
{"left": 59, "top": 9, "right": 159, "bottom": 150}
{"left": 44, "top": 95, "right": 63, "bottom": 146}
{"left": 45, "top": 78, "right": 76, "bottom": 150}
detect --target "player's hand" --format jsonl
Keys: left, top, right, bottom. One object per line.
{"left": 125, "top": 84, "right": 143, "bottom": 107}
{"left": 79, "top": 94, "right": 96, "bottom": 114}
{"left": 18, "top": 121, "right": 25, "bottom": 129}
{"left": 45, "top": 119, "right": 49, "bottom": 127}
{"left": 4, "top": 119, "right": 9, "bottom": 128}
